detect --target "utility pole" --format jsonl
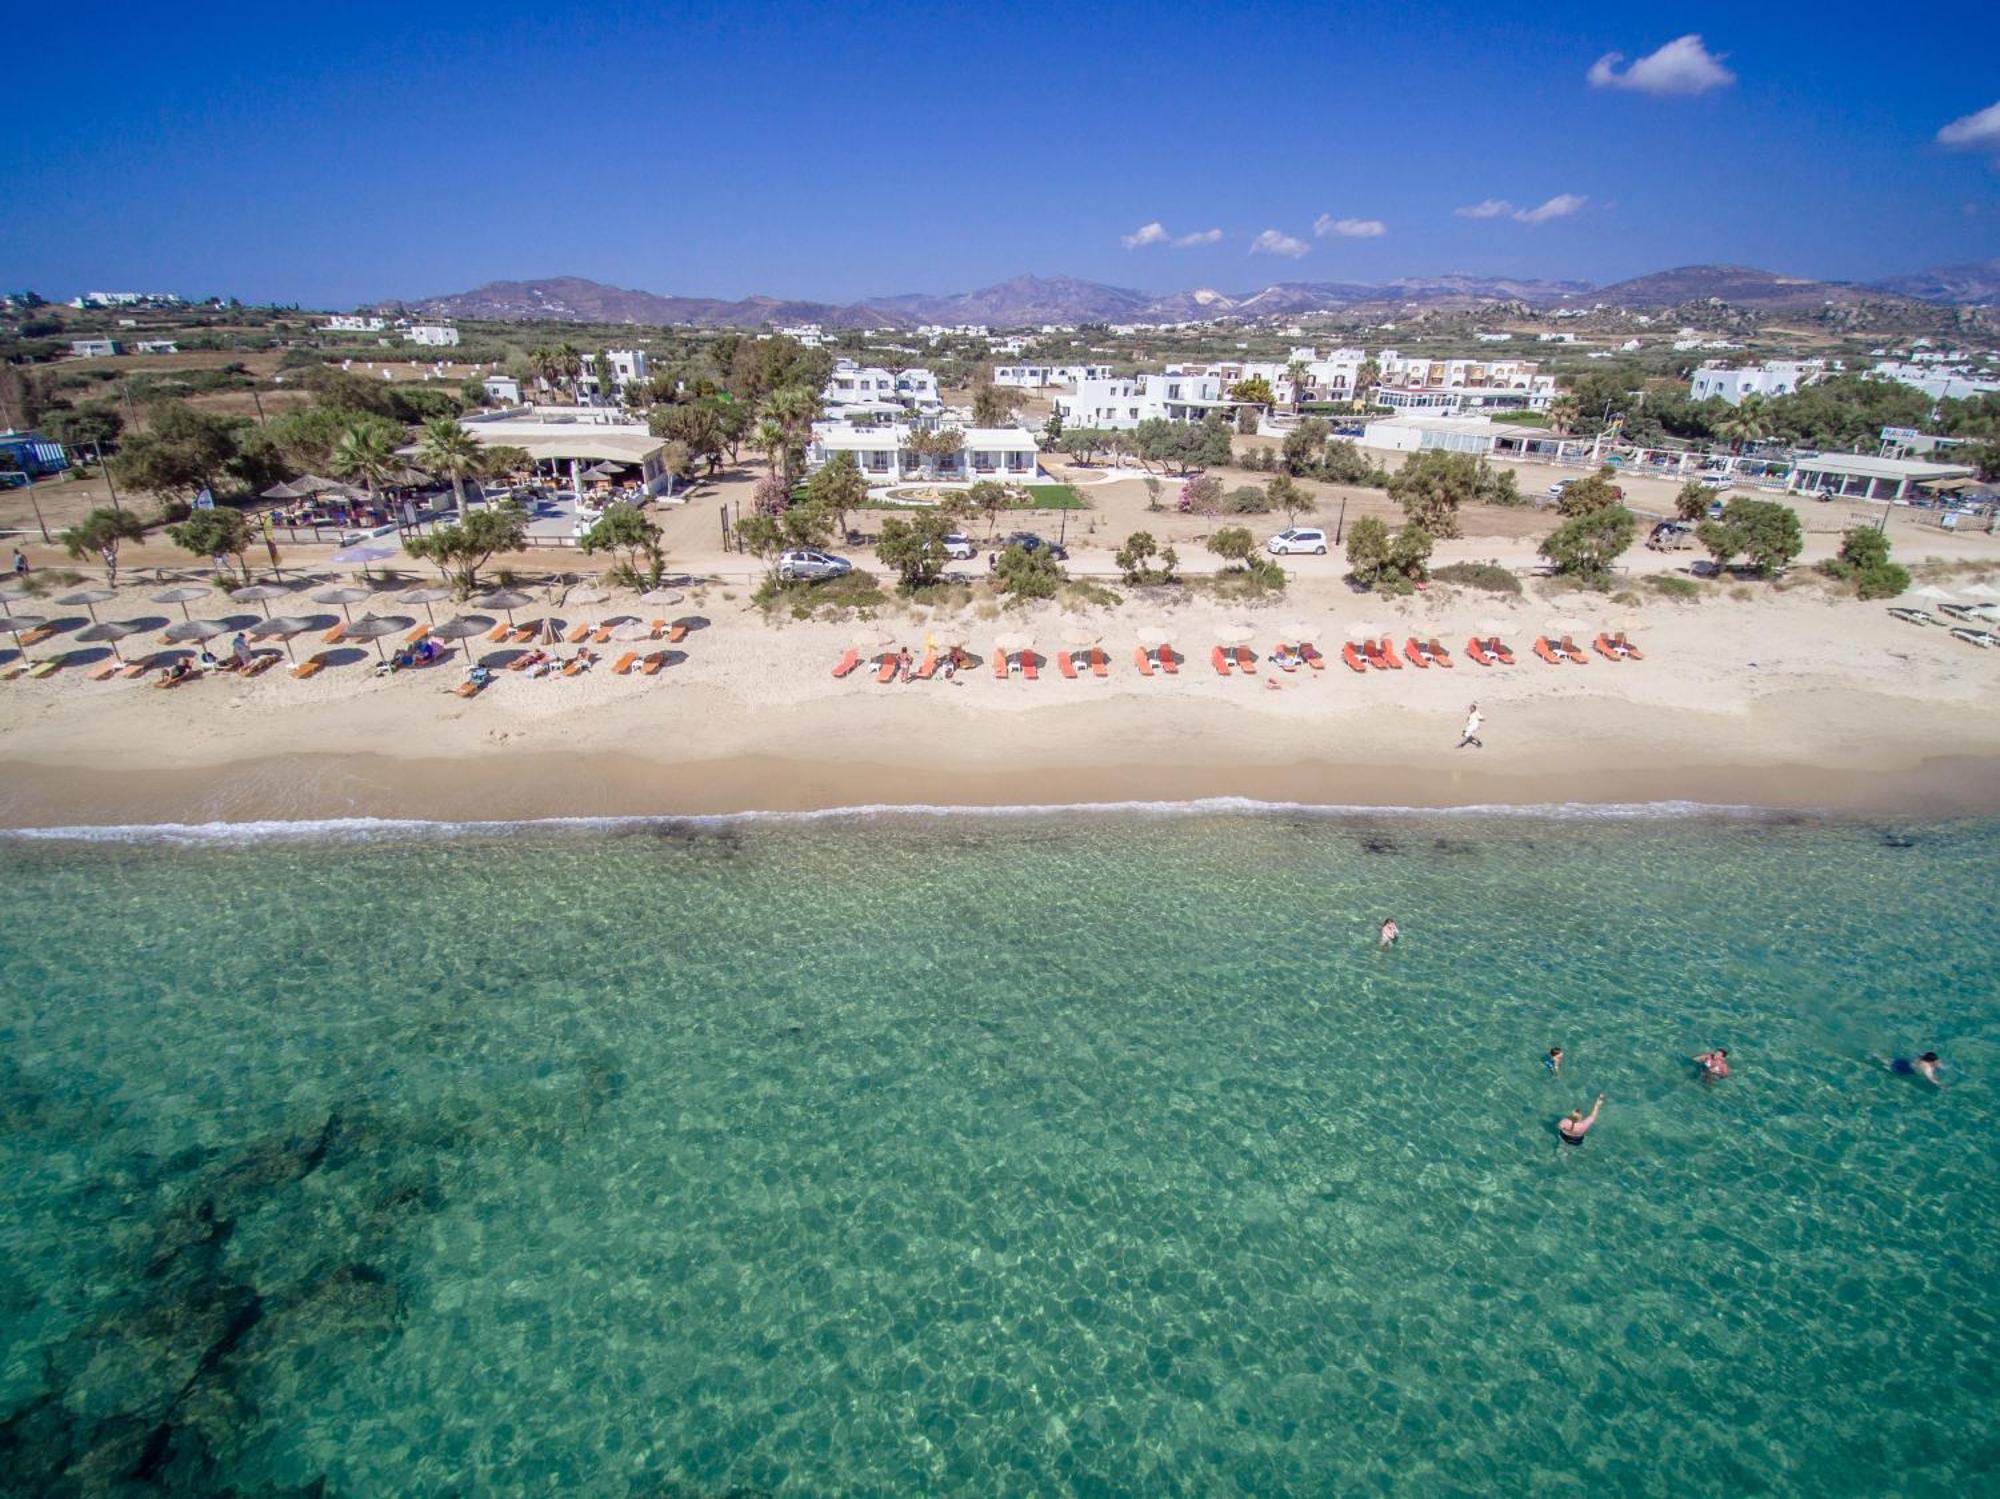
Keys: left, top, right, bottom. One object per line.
{"left": 92, "top": 442, "right": 121, "bottom": 510}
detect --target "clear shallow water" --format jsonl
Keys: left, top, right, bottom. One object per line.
{"left": 1, "top": 808, "right": 1996, "bottom": 1496}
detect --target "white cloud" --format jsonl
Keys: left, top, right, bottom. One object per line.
{"left": 1172, "top": 228, "right": 1224, "bottom": 247}
{"left": 1513, "top": 193, "right": 1589, "bottom": 225}
{"left": 1455, "top": 198, "right": 1515, "bottom": 220}
{"left": 1314, "top": 214, "right": 1386, "bottom": 239}
{"left": 1937, "top": 100, "right": 2000, "bottom": 152}
{"left": 1120, "top": 221, "right": 1169, "bottom": 249}
{"left": 1249, "top": 228, "right": 1309, "bottom": 259}
{"left": 1588, "top": 34, "right": 1735, "bottom": 97}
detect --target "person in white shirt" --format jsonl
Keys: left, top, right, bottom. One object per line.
{"left": 1458, "top": 703, "right": 1484, "bottom": 749}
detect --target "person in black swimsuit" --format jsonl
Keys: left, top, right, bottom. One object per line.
{"left": 1559, "top": 1094, "right": 1604, "bottom": 1146}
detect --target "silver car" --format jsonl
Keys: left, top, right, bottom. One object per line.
{"left": 776, "top": 548, "right": 853, "bottom": 583}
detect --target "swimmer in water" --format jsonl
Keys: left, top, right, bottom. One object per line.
{"left": 1559, "top": 1094, "right": 1604, "bottom": 1146}
{"left": 1379, "top": 917, "right": 1399, "bottom": 948}
{"left": 1694, "top": 1048, "right": 1730, "bottom": 1080}
{"left": 1883, "top": 1052, "right": 1943, "bottom": 1087}
{"left": 1546, "top": 1046, "right": 1563, "bottom": 1076}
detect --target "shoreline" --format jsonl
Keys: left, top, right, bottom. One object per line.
{"left": 2, "top": 744, "right": 1996, "bottom": 833}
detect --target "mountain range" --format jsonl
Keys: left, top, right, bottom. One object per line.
{"left": 389, "top": 260, "right": 2000, "bottom": 329}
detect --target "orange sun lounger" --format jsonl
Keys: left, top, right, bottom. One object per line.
{"left": 992, "top": 649, "right": 1008, "bottom": 678}
{"left": 404, "top": 624, "right": 430, "bottom": 644}
{"left": 486, "top": 621, "right": 513, "bottom": 642}
{"left": 1559, "top": 635, "right": 1588, "bottom": 664}
{"left": 1594, "top": 634, "right": 1624, "bottom": 662}
{"left": 914, "top": 650, "right": 936, "bottom": 681}
{"left": 1232, "top": 646, "right": 1256, "bottom": 674}
{"left": 1533, "top": 637, "right": 1563, "bottom": 665}
{"left": 1465, "top": 638, "right": 1493, "bottom": 666}
{"left": 613, "top": 651, "right": 641, "bottom": 674}
{"left": 668, "top": 623, "right": 689, "bottom": 644}
{"left": 1488, "top": 637, "right": 1516, "bottom": 665}
{"left": 565, "top": 621, "right": 592, "bottom": 643}
{"left": 1211, "top": 646, "right": 1232, "bottom": 675}
{"left": 1428, "top": 638, "right": 1452, "bottom": 667}
{"left": 1613, "top": 632, "right": 1644, "bottom": 659}
{"left": 831, "top": 648, "right": 859, "bottom": 678}
{"left": 1021, "top": 652, "right": 1039, "bottom": 680}
{"left": 1090, "top": 649, "right": 1108, "bottom": 678}
{"left": 1057, "top": 651, "right": 1077, "bottom": 679}
{"left": 1133, "top": 646, "right": 1154, "bottom": 676}
{"left": 562, "top": 650, "right": 596, "bottom": 677}
{"left": 1301, "top": 643, "right": 1326, "bottom": 670}
{"left": 1158, "top": 644, "right": 1178, "bottom": 674}
{"left": 85, "top": 660, "right": 121, "bottom": 681}
{"left": 644, "top": 652, "right": 668, "bottom": 675}
{"left": 321, "top": 622, "right": 347, "bottom": 644}
{"left": 1341, "top": 642, "right": 1368, "bottom": 673}
{"left": 290, "top": 653, "right": 328, "bottom": 680}
{"left": 453, "top": 677, "right": 487, "bottom": 699}
{"left": 1378, "top": 637, "right": 1403, "bottom": 669}
{"left": 1404, "top": 638, "right": 1430, "bottom": 668}
{"left": 876, "top": 654, "right": 899, "bottom": 683}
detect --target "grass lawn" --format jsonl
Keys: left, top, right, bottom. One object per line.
{"left": 1017, "top": 484, "right": 1084, "bottom": 509}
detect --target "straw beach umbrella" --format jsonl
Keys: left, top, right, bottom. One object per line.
{"left": 475, "top": 589, "right": 533, "bottom": 625}
{"left": 228, "top": 583, "right": 290, "bottom": 619}
{"left": 343, "top": 615, "right": 411, "bottom": 663}
{"left": 1133, "top": 623, "right": 1171, "bottom": 649}
{"left": 75, "top": 620, "right": 143, "bottom": 662}
{"left": 56, "top": 589, "right": 116, "bottom": 622}
{"left": 1907, "top": 585, "right": 1955, "bottom": 603}
{"left": 249, "top": 615, "right": 314, "bottom": 664}
{"left": 0, "top": 615, "right": 45, "bottom": 662}
{"left": 1960, "top": 582, "right": 1999, "bottom": 600}
{"left": 313, "top": 585, "right": 373, "bottom": 622}
{"left": 566, "top": 585, "right": 611, "bottom": 607}
{"left": 851, "top": 624, "right": 894, "bottom": 653}
{"left": 639, "top": 588, "right": 685, "bottom": 608}
{"left": 398, "top": 586, "right": 454, "bottom": 625}
{"left": 430, "top": 615, "right": 495, "bottom": 662}
{"left": 1215, "top": 622, "right": 1253, "bottom": 647}
{"left": 607, "top": 618, "right": 654, "bottom": 643}
{"left": 150, "top": 585, "right": 212, "bottom": 621}
{"left": 994, "top": 629, "right": 1033, "bottom": 668}
{"left": 163, "top": 620, "right": 232, "bottom": 656}
{"left": 1276, "top": 620, "right": 1314, "bottom": 649}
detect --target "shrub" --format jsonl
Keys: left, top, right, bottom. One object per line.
{"left": 1644, "top": 574, "right": 1702, "bottom": 600}
{"left": 1429, "top": 561, "right": 1522, "bottom": 595}
{"left": 1206, "top": 526, "right": 1255, "bottom": 564}
{"left": 1114, "top": 530, "right": 1180, "bottom": 584}
{"left": 1223, "top": 485, "right": 1270, "bottom": 514}
{"left": 1854, "top": 563, "right": 1910, "bottom": 600}
{"left": 1540, "top": 504, "right": 1639, "bottom": 583}
{"left": 993, "top": 543, "right": 1064, "bottom": 599}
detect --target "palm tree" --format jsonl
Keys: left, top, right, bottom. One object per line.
{"left": 416, "top": 416, "right": 484, "bottom": 518}
{"left": 751, "top": 417, "right": 788, "bottom": 476}
{"left": 761, "top": 384, "right": 822, "bottom": 479}
{"left": 527, "top": 345, "right": 556, "bottom": 401}
{"left": 1286, "top": 359, "right": 1309, "bottom": 414}
{"left": 329, "top": 417, "right": 401, "bottom": 503}
{"left": 554, "top": 343, "right": 583, "bottom": 402}
{"left": 1546, "top": 394, "right": 1581, "bottom": 436}
{"left": 1353, "top": 358, "right": 1381, "bottom": 409}
{"left": 1716, "top": 395, "right": 1773, "bottom": 453}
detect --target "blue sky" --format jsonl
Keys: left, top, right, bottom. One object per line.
{"left": 5, "top": 0, "right": 1997, "bottom": 307}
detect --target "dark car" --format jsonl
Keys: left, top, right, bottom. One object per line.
{"left": 1000, "top": 531, "right": 1069, "bottom": 561}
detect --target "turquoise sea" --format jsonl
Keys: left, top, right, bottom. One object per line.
{"left": 1, "top": 806, "right": 1996, "bottom": 1496}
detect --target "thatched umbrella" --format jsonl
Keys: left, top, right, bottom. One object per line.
{"left": 398, "top": 586, "right": 454, "bottom": 625}
{"left": 312, "top": 585, "right": 373, "bottom": 622}
{"left": 150, "top": 585, "right": 213, "bottom": 621}
{"left": 475, "top": 590, "right": 533, "bottom": 625}
{"left": 0, "top": 615, "right": 43, "bottom": 663}
{"left": 566, "top": 584, "right": 611, "bottom": 607}
{"left": 75, "top": 620, "right": 143, "bottom": 662}
{"left": 639, "top": 588, "right": 685, "bottom": 608}
{"left": 163, "top": 620, "right": 232, "bottom": 655}
{"left": 431, "top": 616, "right": 495, "bottom": 662}
{"left": 1215, "top": 622, "right": 1254, "bottom": 647}
{"left": 607, "top": 619, "right": 654, "bottom": 643}
{"left": 343, "top": 615, "right": 413, "bottom": 664}
{"left": 249, "top": 615, "right": 314, "bottom": 664}
{"left": 56, "top": 589, "right": 117, "bottom": 623}
{"left": 229, "top": 583, "right": 291, "bottom": 619}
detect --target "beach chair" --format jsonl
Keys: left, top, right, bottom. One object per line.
{"left": 86, "top": 660, "right": 121, "bottom": 681}
{"left": 565, "top": 621, "right": 591, "bottom": 643}
{"left": 831, "top": 648, "right": 860, "bottom": 678}
{"left": 1090, "top": 649, "right": 1108, "bottom": 679}
{"left": 613, "top": 651, "right": 640, "bottom": 675}
{"left": 290, "top": 653, "right": 328, "bottom": 680}
{"left": 914, "top": 650, "right": 936, "bottom": 681}
{"left": 1342, "top": 642, "right": 1369, "bottom": 673}
{"left": 1613, "top": 632, "right": 1644, "bottom": 660}
{"left": 1559, "top": 635, "right": 1589, "bottom": 665}
{"left": 322, "top": 622, "right": 347, "bottom": 644}
{"left": 1378, "top": 637, "right": 1403, "bottom": 670}
{"left": 649, "top": 618, "right": 667, "bottom": 639}
{"left": 403, "top": 624, "right": 430, "bottom": 644}
{"left": 1594, "top": 634, "right": 1623, "bottom": 662}
{"left": 486, "top": 621, "right": 513, "bottom": 642}
{"left": 1533, "top": 637, "right": 1562, "bottom": 665}
{"left": 1158, "top": 644, "right": 1178, "bottom": 674}
{"left": 119, "top": 660, "right": 151, "bottom": 680}
{"left": 1134, "top": 646, "right": 1154, "bottom": 677}
{"left": 240, "top": 654, "right": 278, "bottom": 678}
{"left": 19, "top": 627, "right": 56, "bottom": 647}
{"left": 1404, "top": 638, "right": 1430, "bottom": 668}
{"left": 642, "top": 651, "right": 667, "bottom": 675}
{"left": 1886, "top": 608, "right": 1936, "bottom": 627}
{"left": 1466, "top": 638, "right": 1493, "bottom": 666}
{"left": 153, "top": 667, "right": 200, "bottom": 688}
{"left": 876, "top": 653, "right": 898, "bottom": 683}
{"left": 668, "top": 623, "right": 689, "bottom": 644}
{"left": 1489, "top": 637, "right": 1516, "bottom": 666}
{"left": 1022, "top": 652, "right": 1039, "bottom": 681}
{"left": 1359, "top": 639, "right": 1384, "bottom": 670}
{"left": 454, "top": 676, "right": 488, "bottom": 698}
{"left": 1428, "top": 639, "right": 1452, "bottom": 667}
{"left": 592, "top": 625, "right": 616, "bottom": 645}
{"left": 509, "top": 624, "right": 538, "bottom": 644}
{"left": 562, "top": 650, "right": 596, "bottom": 677}
{"left": 1057, "top": 650, "right": 1077, "bottom": 679}
{"left": 1211, "top": 646, "right": 1232, "bottom": 675}
{"left": 992, "top": 650, "right": 1007, "bottom": 678}
{"left": 26, "top": 659, "right": 61, "bottom": 678}
{"left": 1232, "top": 646, "right": 1256, "bottom": 674}
{"left": 1301, "top": 643, "right": 1326, "bottom": 671}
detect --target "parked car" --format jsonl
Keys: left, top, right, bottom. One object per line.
{"left": 776, "top": 548, "right": 852, "bottom": 583}
{"left": 1694, "top": 472, "right": 1734, "bottom": 490}
{"left": 1547, "top": 479, "right": 1573, "bottom": 499}
{"left": 1267, "top": 527, "right": 1329, "bottom": 556}
{"left": 1646, "top": 521, "right": 1696, "bottom": 552}
{"left": 0, "top": 472, "right": 28, "bottom": 491}
{"left": 940, "top": 532, "right": 976, "bottom": 560}
{"left": 1707, "top": 499, "right": 1727, "bottom": 520}
{"left": 1000, "top": 531, "right": 1069, "bottom": 561}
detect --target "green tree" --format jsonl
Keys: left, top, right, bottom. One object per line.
{"left": 1697, "top": 497, "right": 1802, "bottom": 577}
{"left": 760, "top": 384, "right": 822, "bottom": 480}
{"left": 44, "top": 402, "right": 124, "bottom": 452}
{"left": 1181, "top": 473, "right": 1223, "bottom": 517}
{"left": 803, "top": 453, "right": 869, "bottom": 541}
{"left": 1143, "top": 474, "right": 1163, "bottom": 511}
{"left": 1388, "top": 522, "right": 1434, "bottom": 581}
{"left": 1546, "top": 394, "right": 1581, "bottom": 436}
{"left": 971, "top": 373, "right": 1023, "bottom": 427}
{"left": 1229, "top": 376, "right": 1275, "bottom": 406}
{"left": 993, "top": 543, "right": 1063, "bottom": 599}
{"left": 966, "top": 478, "right": 1012, "bottom": 536}
{"left": 165, "top": 507, "right": 257, "bottom": 583}
{"left": 1714, "top": 395, "right": 1774, "bottom": 452}
{"left": 1285, "top": 359, "right": 1309, "bottom": 412}
{"left": 1674, "top": 479, "right": 1713, "bottom": 522}
{"left": 1207, "top": 525, "right": 1255, "bottom": 566}
{"left": 1836, "top": 526, "right": 1891, "bottom": 571}
{"left": 414, "top": 417, "right": 484, "bottom": 518}
{"left": 1823, "top": 524, "right": 1908, "bottom": 600}
{"left": 1113, "top": 530, "right": 1179, "bottom": 584}
{"left": 1555, "top": 466, "right": 1623, "bottom": 518}
{"left": 1280, "top": 417, "right": 1331, "bottom": 477}
{"left": 876, "top": 510, "right": 956, "bottom": 590}
{"left": 114, "top": 401, "right": 243, "bottom": 508}
{"left": 1539, "top": 505, "right": 1638, "bottom": 584}
{"left": 58, "top": 506, "right": 147, "bottom": 585}
{"left": 1266, "top": 473, "right": 1315, "bottom": 526}
{"left": 1042, "top": 410, "right": 1064, "bottom": 445}
{"left": 329, "top": 415, "right": 403, "bottom": 501}
{"left": 404, "top": 503, "right": 530, "bottom": 597}
{"left": 577, "top": 502, "right": 666, "bottom": 588}
{"left": 1961, "top": 439, "right": 2000, "bottom": 482}
{"left": 750, "top": 416, "right": 788, "bottom": 475}
{"left": 1060, "top": 427, "right": 1110, "bottom": 465}
{"left": 1386, "top": 449, "right": 1484, "bottom": 539}
{"left": 1344, "top": 515, "right": 1392, "bottom": 585}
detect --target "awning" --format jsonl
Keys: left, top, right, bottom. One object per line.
{"left": 1923, "top": 477, "right": 1976, "bottom": 493}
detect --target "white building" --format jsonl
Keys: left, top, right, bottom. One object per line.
{"left": 1689, "top": 360, "right": 1827, "bottom": 404}
{"left": 1372, "top": 353, "right": 1554, "bottom": 413}
{"left": 1360, "top": 414, "right": 1505, "bottom": 456}
{"left": 992, "top": 363, "right": 1113, "bottom": 389}
{"left": 69, "top": 339, "right": 120, "bottom": 358}
{"left": 448, "top": 408, "right": 674, "bottom": 496}
{"left": 777, "top": 323, "right": 826, "bottom": 347}
{"left": 823, "top": 360, "right": 942, "bottom": 411}
{"left": 1867, "top": 361, "right": 2000, "bottom": 403}
{"left": 483, "top": 375, "right": 523, "bottom": 404}
{"left": 407, "top": 325, "right": 461, "bottom": 348}
{"left": 1787, "top": 452, "right": 1976, "bottom": 502}
{"left": 1056, "top": 372, "right": 1235, "bottom": 430}
{"left": 808, "top": 423, "right": 1041, "bottom": 484}
{"left": 324, "top": 315, "right": 389, "bottom": 332}
{"left": 133, "top": 340, "right": 179, "bottom": 355}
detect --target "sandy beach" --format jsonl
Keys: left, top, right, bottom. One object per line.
{"left": 3, "top": 552, "right": 1998, "bottom": 826}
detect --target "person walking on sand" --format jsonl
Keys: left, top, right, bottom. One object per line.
{"left": 11, "top": 548, "right": 27, "bottom": 580}
{"left": 1559, "top": 1094, "right": 1604, "bottom": 1146}
{"left": 1458, "top": 703, "right": 1483, "bottom": 750}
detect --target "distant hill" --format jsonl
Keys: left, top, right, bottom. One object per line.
{"left": 394, "top": 263, "right": 1975, "bottom": 329}
{"left": 1869, "top": 257, "right": 2000, "bottom": 307}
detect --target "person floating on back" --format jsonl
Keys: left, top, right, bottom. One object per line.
{"left": 1559, "top": 1094, "right": 1604, "bottom": 1146}
{"left": 1694, "top": 1048, "right": 1730, "bottom": 1080}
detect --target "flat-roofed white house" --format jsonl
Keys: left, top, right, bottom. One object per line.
{"left": 823, "top": 360, "right": 941, "bottom": 411}
{"left": 809, "top": 423, "right": 1041, "bottom": 484}
{"left": 1360, "top": 414, "right": 1505, "bottom": 455}
{"left": 407, "top": 325, "right": 461, "bottom": 347}
{"left": 1371, "top": 353, "right": 1554, "bottom": 414}
{"left": 993, "top": 363, "right": 1113, "bottom": 389}
{"left": 69, "top": 339, "right": 120, "bottom": 358}
{"left": 1690, "top": 360, "right": 1827, "bottom": 404}
{"left": 133, "top": 340, "right": 179, "bottom": 355}
{"left": 1055, "top": 372, "right": 1233, "bottom": 429}
{"left": 324, "top": 315, "right": 388, "bottom": 332}
{"left": 483, "top": 375, "right": 523, "bottom": 404}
